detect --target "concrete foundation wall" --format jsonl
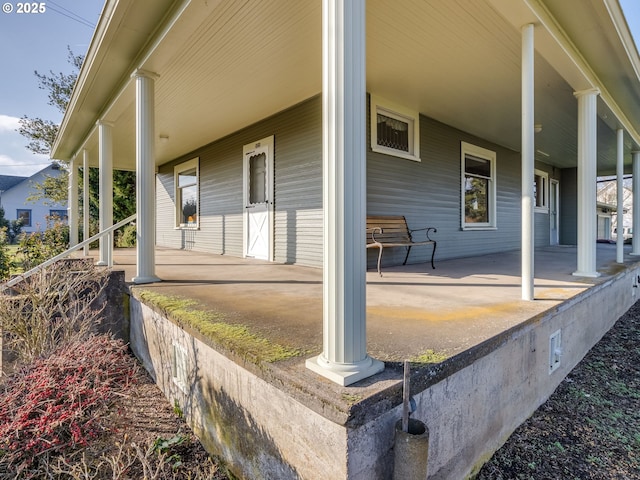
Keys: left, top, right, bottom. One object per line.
{"left": 129, "top": 298, "right": 348, "bottom": 479}
{"left": 389, "top": 266, "right": 638, "bottom": 479}
{"left": 129, "top": 266, "right": 640, "bottom": 480}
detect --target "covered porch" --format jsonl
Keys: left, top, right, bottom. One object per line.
{"left": 104, "top": 242, "right": 635, "bottom": 368}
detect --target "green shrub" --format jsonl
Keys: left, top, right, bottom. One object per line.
{"left": 18, "top": 216, "right": 69, "bottom": 270}
{"left": 116, "top": 223, "right": 137, "bottom": 247}
{"left": 0, "top": 227, "right": 14, "bottom": 280}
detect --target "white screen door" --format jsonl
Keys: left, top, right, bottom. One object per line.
{"left": 243, "top": 136, "right": 274, "bottom": 260}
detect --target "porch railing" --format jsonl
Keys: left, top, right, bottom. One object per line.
{"left": 2, "top": 213, "right": 137, "bottom": 290}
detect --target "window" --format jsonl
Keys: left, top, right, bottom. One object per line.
{"left": 370, "top": 95, "right": 420, "bottom": 162}
{"left": 17, "top": 209, "right": 31, "bottom": 227}
{"left": 534, "top": 170, "right": 548, "bottom": 212}
{"left": 461, "top": 142, "right": 496, "bottom": 229}
{"left": 174, "top": 158, "right": 199, "bottom": 228}
{"left": 49, "top": 209, "right": 68, "bottom": 221}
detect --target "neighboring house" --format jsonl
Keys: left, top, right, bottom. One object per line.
{"left": 51, "top": 1, "right": 640, "bottom": 478}
{"left": 596, "top": 201, "right": 617, "bottom": 241}
{"left": 0, "top": 164, "right": 67, "bottom": 233}
{"left": 597, "top": 178, "right": 633, "bottom": 239}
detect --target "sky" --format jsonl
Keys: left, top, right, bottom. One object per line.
{"left": 0, "top": 0, "right": 103, "bottom": 176}
{"left": 0, "top": 1, "right": 638, "bottom": 178}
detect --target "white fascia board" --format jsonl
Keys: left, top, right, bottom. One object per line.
{"left": 523, "top": 0, "right": 640, "bottom": 147}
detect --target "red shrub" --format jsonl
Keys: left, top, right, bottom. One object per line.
{"left": 0, "top": 335, "right": 138, "bottom": 472}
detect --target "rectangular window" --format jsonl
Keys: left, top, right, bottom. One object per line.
{"left": 370, "top": 95, "right": 420, "bottom": 162}
{"left": 461, "top": 142, "right": 496, "bottom": 229}
{"left": 17, "top": 209, "right": 31, "bottom": 227}
{"left": 534, "top": 170, "right": 549, "bottom": 212}
{"left": 49, "top": 209, "right": 68, "bottom": 221}
{"left": 174, "top": 158, "right": 199, "bottom": 228}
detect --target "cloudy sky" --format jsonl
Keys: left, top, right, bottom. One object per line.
{"left": 0, "top": 0, "right": 103, "bottom": 176}
{"left": 0, "top": 1, "right": 638, "bottom": 178}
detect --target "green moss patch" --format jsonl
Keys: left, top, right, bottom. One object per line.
{"left": 134, "top": 289, "right": 303, "bottom": 364}
{"left": 409, "top": 349, "right": 448, "bottom": 365}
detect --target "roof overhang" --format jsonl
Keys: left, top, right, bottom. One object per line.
{"left": 53, "top": 0, "right": 640, "bottom": 177}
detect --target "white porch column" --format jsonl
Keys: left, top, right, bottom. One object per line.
{"left": 573, "top": 88, "right": 600, "bottom": 277}
{"left": 632, "top": 151, "right": 640, "bottom": 256}
{"left": 97, "top": 121, "right": 113, "bottom": 267}
{"left": 521, "top": 24, "right": 535, "bottom": 301}
{"left": 82, "top": 149, "right": 90, "bottom": 256}
{"left": 306, "top": 0, "right": 383, "bottom": 386}
{"left": 68, "top": 155, "right": 79, "bottom": 247}
{"left": 616, "top": 128, "right": 625, "bottom": 264}
{"left": 132, "top": 70, "right": 160, "bottom": 284}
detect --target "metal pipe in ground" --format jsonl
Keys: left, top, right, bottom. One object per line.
{"left": 393, "top": 361, "right": 429, "bottom": 479}
{"left": 393, "top": 418, "right": 429, "bottom": 479}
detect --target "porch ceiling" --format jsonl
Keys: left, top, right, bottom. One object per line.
{"left": 54, "top": 0, "right": 640, "bottom": 175}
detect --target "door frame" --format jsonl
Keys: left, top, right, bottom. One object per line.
{"left": 550, "top": 179, "right": 560, "bottom": 245}
{"left": 242, "top": 135, "right": 275, "bottom": 261}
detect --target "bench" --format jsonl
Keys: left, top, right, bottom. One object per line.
{"left": 366, "top": 215, "right": 437, "bottom": 275}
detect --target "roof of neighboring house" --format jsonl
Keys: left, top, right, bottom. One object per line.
{"left": 0, "top": 175, "right": 27, "bottom": 192}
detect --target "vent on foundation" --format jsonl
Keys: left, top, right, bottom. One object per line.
{"left": 172, "top": 342, "right": 189, "bottom": 393}
{"left": 549, "top": 329, "right": 562, "bottom": 374}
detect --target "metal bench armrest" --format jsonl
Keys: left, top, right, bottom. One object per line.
{"left": 367, "top": 227, "right": 383, "bottom": 243}
{"left": 409, "top": 226, "right": 437, "bottom": 242}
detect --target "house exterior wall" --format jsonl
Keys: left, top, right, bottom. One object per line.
{"left": 1, "top": 165, "right": 67, "bottom": 234}
{"left": 156, "top": 96, "right": 564, "bottom": 268}
{"left": 560, "top": 167, "right": 578, "bottom": 245}
{"left": 156, "top": 97, "right": 323, "bottom": 267}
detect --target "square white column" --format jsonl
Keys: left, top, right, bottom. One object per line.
{"left": 82, "top": 149, "right": 90, "bottom": 256}
{"left": 573, "top": 89, "right": 600, "bottom": 278}
{"left": 306, "top": 0, "right": 383, "bottom": 386}
{"left": 132, "top": 70, "right": 161, "bottom": 284}
{"left": 632, "top": 151, "right": 640, "bottom": 256}
{"left": 68, "top": 156, "right": 79, "bottom": 246}
{"left": 616, "top": 129, "right": 625, "bottom": 264}
{"left": 521, "top": 23, "right": 535, "bottom": 301}
{"left": 97, "top": 121, "right": 113, "bottom": 267}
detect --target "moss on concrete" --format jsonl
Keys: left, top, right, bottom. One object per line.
{"left": 133, "top": 289, "right": 303, "bottom": 364}
{"left": 410, "top": 349, "right": 448, "bottom": 364}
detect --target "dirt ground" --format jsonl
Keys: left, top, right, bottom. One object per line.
{"left": 477, "top": 301, "right": 640, "bottom": 479}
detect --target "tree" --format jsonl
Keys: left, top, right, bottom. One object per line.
{"left": 19, "top": 48, "right": 136, "bottom": 236}
{"left": 18, "top": 48, "right": 82, "bottom": 155}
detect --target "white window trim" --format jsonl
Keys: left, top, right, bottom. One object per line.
{"left": 461, "top": 141, "right": 497, "bottom": 230}
{"left": 370, "top": 94, "right": 421, "bottom": 162}
{"left": 174, "top": 157, "right": 199, "bottom": 229}
{"left": 534, "top": 169, "right": 549, "bottom": 213}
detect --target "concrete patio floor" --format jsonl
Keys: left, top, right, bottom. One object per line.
{"left": 101, "top": 243, "right": 636, "bottom": 366}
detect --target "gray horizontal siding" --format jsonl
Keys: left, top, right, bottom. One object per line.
{"left": 156, "top": 96, "right": 323, "bottom": 267}
{"left": 367, "top": 114, "right": 523, "bottom": 269}
{"left": 157, "top": 93, "right": 564, "bottom": 271}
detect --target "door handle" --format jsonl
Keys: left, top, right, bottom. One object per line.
{"left": 245, "top": 205, "right": 255, "bottom": 209}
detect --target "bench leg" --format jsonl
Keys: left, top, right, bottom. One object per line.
{"left": 376, "top": 246, "right": 384, "bottom": 276}
{"left": 403, "top": 245, "right": 412, "bottom": 266}
{"left": 430, "top": 241, "right": 437, "bottom": 269}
